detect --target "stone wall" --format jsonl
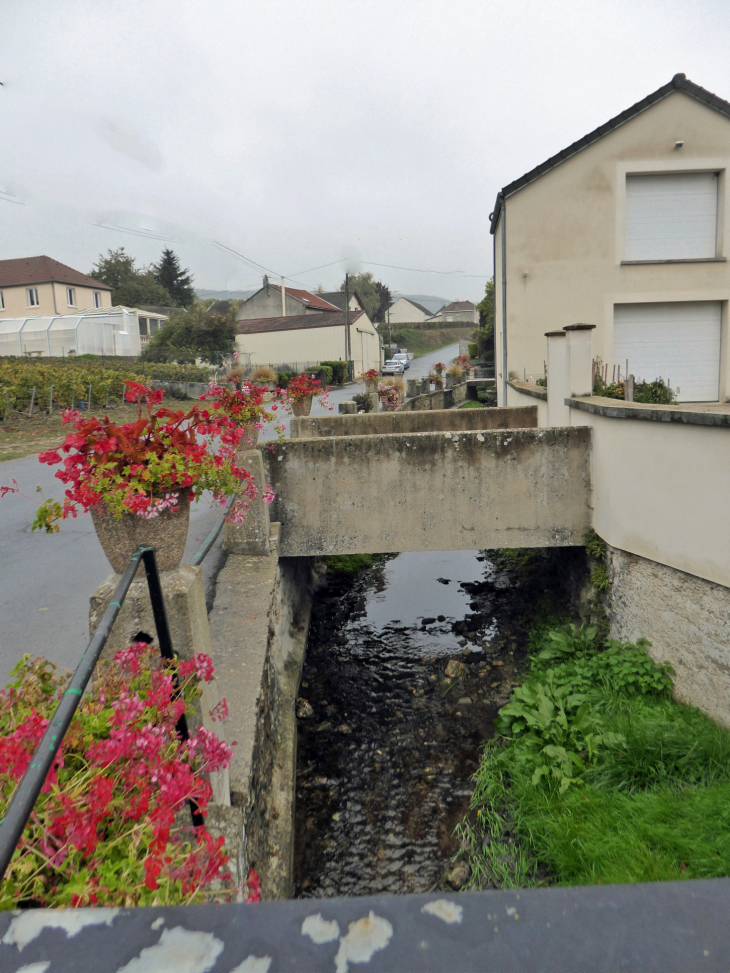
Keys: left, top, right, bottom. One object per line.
{"left": 607, "top": 545, "right": 730, "bottom": 728}
{"left": 290, "top": 404, "right": 537, "bottom": 438}
{"left": 265, "top": 426, "right": 592, "bottom": 556}
{"left": 398, "top": 381, "right": 467, "bottom": 411}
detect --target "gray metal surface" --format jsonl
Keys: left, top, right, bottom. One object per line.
{"left": 1, "top": 880, "right": 728, "bottom": 971}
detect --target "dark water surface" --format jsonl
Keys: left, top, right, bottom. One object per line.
{"left": 293, "top": 550, "right": 532, "bottom": 898}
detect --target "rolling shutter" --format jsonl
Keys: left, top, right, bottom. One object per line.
{"left": 614, "top": 301, "right": 721, "bottom": 402}
{"left": 625, "top": 172, "right": 718, "bottom": 260}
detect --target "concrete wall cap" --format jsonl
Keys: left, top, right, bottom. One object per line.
{"left": 544, "top": 331, "right": 566, "bottom": 337}
{"left": 563, "top": 324, "right": 597, "bottom": 331}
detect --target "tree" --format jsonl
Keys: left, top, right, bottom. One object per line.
{"left": 113, "top": 275, "right": 173, "bottom": 308}
{"left": 90, "top": 248, "right": 137, "bottom": 292}
{"left": 90, "top": 248, "right": 172, "bottom": 306}
{"left": 374, "top": 281, "right": 392, "bottom": 324}
{"left": 153, "top": 249, "right": 196, "bottom": 307}
{"left": 141, "top": 301, "right": 237, "bottom": 364}
{"left": 474, "top": 277, "right": 495, "bottom": 361}
{"left": 339, "top": 272, "right": 390, "bottom": 323}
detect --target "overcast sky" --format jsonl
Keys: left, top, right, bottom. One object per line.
{"left": 2, "top": 0, "right": 730, "bottom": 303}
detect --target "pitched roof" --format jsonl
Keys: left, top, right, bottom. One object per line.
{"left": 259, "top": 284, "right": 340, "bottom": 312}
{"left": 393, "top": 297, "right": 434, "bottom": 317}
{"left": 489, "top": 73, "right": 730, "bottom": 233}
{"left": 0, "top": 255, "right": 113, "bottom": 290}
{"left": 238, "top": 309, "right": 366, "bottom": 335}
{"left": 436, "top": 300, "right": 476, "bottom": 313}
{"left": 317, "top": 291, "right": 364, "bottom": 311}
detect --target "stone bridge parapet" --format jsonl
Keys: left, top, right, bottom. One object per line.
{"left": 264, "top": 426, "right": 592, "bottom": 556}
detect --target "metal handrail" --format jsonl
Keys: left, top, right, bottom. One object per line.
{"left": 190, "top": 494, "right": 235, "bottom": 566}
{"left": 0, "top": 544, "right": 202, "bottom": 883}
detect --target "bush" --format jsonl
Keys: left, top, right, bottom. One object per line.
{"left": 320, "top": 361, "right": 349, "bottom": 385}
{"left": 318, "top": 364, "right": 333, "bottom": 384}
{"left": 468, "top": 343, "right": 478, "bottom": 358}
{"left": 251, "top": 366, "right": 277, "bottom": 384}
{"left": 633, "top": 378, "right": 677, "bottom": 404}
{"left": 352, "top": 392, "right": 373, "bottom": 413}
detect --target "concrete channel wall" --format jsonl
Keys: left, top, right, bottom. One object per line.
{"left": 289, "top": 404, "right": 537, "bottom": 438}
{"left": 265, "top": 426, "right": 592, "bottom": 556}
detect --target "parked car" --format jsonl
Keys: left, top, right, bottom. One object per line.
{"left": 392, "top": 353, "right": 410, "bottom": 370}
{"left": 382, "top": 359, "right": 406, "bottom": 375}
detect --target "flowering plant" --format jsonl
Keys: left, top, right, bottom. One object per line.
{"left": 280, "top": 373, "right": 332, "bottom": 411}
{"left": 377, "top": 382, "right": 400, "bottom": 410}
{"left": 200, "top": 381, "right": 286, "bottom": 445}
{"left": 359, "top": 368, "right": 379, "bottom": 384}
{"left": 30, "top": 381, "right": 262, "bottom": 532}
{"left": 428, "top": 369, "right": 444, "bottom": 390}
{"left": 433, "top": 362, "right": 446, "bottom": 375}
{"left": 0, "top": 643, "right": 257, "bottom": 908}
{"left": 455, "top": 354, "right": 470, "bottom": 368}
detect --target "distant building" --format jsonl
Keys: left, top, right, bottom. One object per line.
{"left": 0, "top": 256, "right": 112, "bottom": 318}
{"left": 317, "top": 291, "right": 363, "bottom": 313}
{"left": 429, "top": 300, "right": 478, "bottom": 325}
{"left": 387, "top": 297, "right": 435, "bottom": 324}
{"left": 237, "top": 309, "right": 381, "bottom": 376}
{"left": 238, "top": 279, "right": 340, "bottom": 320}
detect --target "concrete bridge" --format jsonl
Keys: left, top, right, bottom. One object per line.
{"left": 264, "top": 406, "right": 591, "bottom": 556}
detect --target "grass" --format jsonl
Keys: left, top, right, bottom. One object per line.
{"left": 324, "top": 554, "right": 379, "bottom": 575}
{"left": 458, "top": 400, "right": 485, "bottom": 409}
{"left": 0, "top": 399, "right": 199, "bottom": 463}
{"left": 459, "top": 622, "right": 730, "bottom": 889}
{"left": 386, "top": 326, "right": 474, "bottom": 359}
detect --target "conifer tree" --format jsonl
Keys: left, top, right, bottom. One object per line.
{"left": 153, "top": 249, "right": 196, "bottom": 307}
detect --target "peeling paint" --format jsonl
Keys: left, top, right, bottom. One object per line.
{"left": 421, "top": 900, "right": 463, "bottom": 924}
{"left": 2, "top": 908, "right": 120, "bottom": 952}
{"left": 301, "top": 914, "right": 340, "bottom": 944}
{"left": 15, "top": 963, "right": 51, "bottom": 973}
{"left": 227, "top": 957, "right": 272, "bottom": 973}
{"left": 115, "top": 926, "right": 224, "bottom": 973}
{"left": 334, "top": 912, "right": 393, "bottom": 973}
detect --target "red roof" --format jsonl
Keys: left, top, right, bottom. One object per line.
{"left": 238, "top": 309, "right": 365, "bottom": 335}
{"left": 267, "top": 284, "right": 340, "bottom": 312}
{"left": 0, "top": 256, "right": 112, "bottom": 290}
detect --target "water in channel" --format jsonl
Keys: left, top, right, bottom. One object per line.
{"left": 293, "top": 549, "right": 560, "bottom": 898}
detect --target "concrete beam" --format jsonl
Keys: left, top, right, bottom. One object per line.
{"left": 265, "top": 426, "right": 592, "bottom": 556}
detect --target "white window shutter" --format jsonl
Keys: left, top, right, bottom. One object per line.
{"left": 625, "top": 173, "right": 718, "bottom": 260}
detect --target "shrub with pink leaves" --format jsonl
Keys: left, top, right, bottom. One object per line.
{"left": 0, "top": 645, "right": 253, "bottom": 910}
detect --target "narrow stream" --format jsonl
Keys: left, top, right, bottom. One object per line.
{"left": 293, "top": 548, "right": 576, "bottom": 898}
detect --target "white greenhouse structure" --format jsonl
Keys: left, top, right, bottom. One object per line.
{"left": 0, "top": 307, "right": 167, "bottom": 358}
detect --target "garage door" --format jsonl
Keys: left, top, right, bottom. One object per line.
{"left": 613, "top": 301, "right": 721, "bottom": 402}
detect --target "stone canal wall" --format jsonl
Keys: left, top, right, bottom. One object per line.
{"left": 265, "top": 426, "right": 592, "bottom": 556}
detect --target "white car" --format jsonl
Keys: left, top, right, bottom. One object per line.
{"left": 382, "top": 359, "right": 406, "bottom": 375}
{"left": 392, "top": 353, "right": 410, "bottom": 370}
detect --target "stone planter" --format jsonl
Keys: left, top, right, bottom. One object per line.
{"left": 241, "top": 424, "right": 260, "bottom": 448}
{"left": 90, "top": 488, "right": 192, "bottom": 574}
{"left": 366, "top": 381, "right": 378, "bottom": 392}
{"left": 291, "top": 396, "right": 313, "bottom": 417}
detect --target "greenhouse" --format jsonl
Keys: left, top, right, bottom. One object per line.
{"left": 0, "top": 308, "right": 143, "bottom": 358}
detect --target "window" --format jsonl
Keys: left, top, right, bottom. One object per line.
{"left": 138, "top": 317, "right": 148, "bottom": 336}
{"left": 93, "top": 291, "right": 101, "bottom": 308}
{"left": 66, "top": 287, "right": 76, "bottom": 307}
{"left": 149, "top": 319, "right": 160, "bottom": 334}
{"left": 27, "top": 287, "right": 39, "bottom": 307}
{"left": 625, "top": 172, "right": 718, "bottom": 261}
{"left": 0, "top": 291, "right": 4, "bottom": 310}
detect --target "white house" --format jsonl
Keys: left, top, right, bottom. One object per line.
{"left": 238, "top": 281, "right": 340, "bottom": 320}
{"left": 387, "top": 297, "right": 434, "bottom": 324}
{"left": 236, "top": 309, "right": 381, "bottom": 375}
{"left": 428, "top": 300, "right": 478, "bottom": 325}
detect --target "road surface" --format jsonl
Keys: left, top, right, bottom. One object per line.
{"left": 0, "top": 343, "right": 460, "bottom": 685}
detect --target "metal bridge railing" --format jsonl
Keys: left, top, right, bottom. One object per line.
{"left": 0, "top": 494, "right": 235, "bottom": 883}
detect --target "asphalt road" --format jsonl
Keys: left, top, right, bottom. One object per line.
{"left": 0, "top": 343, "right": 460, "bottom": 686}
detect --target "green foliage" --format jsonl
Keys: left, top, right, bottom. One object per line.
{"left": 153, "top": 248, "right": 195, "bottom": 307}
{"left": 535, "top": 377, "right": 546, "bottom": 387}
{"left": 472, "top": 326, "right": 493, "bottom": 360}
{"left": 90, "top": 247, "right": 137, "bottom": 291}
{"left": 584, "top": 528, "right": 607, "bottom": 560}
{"left": 592, "top": 371, "right": 624, "bottom": 399}
{"left": 318, "top": 364, "right": 333, "bottom": 384}
{"left": 352, "top": 392, "right": 373, "bottom": 413}
{"left": 142, "top": 302, "right": 236, "bottom": 364}
{"left": 90, "top": 247, "right": 173, "bottom": 307}
{"left": 339, "top": 272, "right": 390, "bottom": 323}
{"left": 476, "top": 277, "right": 494, "bottom": 330}
{"left": 634, "top": 378, "right": 677, "bottom": 404}
{"left": 324, "top": 554, "right": 377, "bottom": 574}
{"left": 590, "top": 564, "right": 612, "bottom": 590}
{"left": 468, "top": 343, "right": 478, "bottom": 358}
{"left": 321, "top": 361, "right": 349, "bottom": 385}
{"left": 113, "top": 275, "right": 173, "bottom": 308}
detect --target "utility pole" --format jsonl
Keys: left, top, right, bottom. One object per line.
{"left": 387, "top": 305, "right": 392, "bottom": 352}
{"left": 344, "top": 273, "right": 350, "bottom": 366}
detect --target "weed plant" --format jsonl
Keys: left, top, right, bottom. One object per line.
{"left": 458, "top": 621, "right": 730, "bottom": 888}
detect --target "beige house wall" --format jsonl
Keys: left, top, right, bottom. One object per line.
{"left": 0, "top": 282, "right": 111, "bottom": 317}
{"left": 388, "top": 298, "right": 432, "bottom": 324}
{"left": 495, "top": 90, "right": 730, "bottom": 402}
{"left": 237, "top": 317, "right": 381, "bottom": 375}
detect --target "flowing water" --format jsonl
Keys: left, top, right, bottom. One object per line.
{"left": 293, "top": 548, "right": 572, "bottom": 898}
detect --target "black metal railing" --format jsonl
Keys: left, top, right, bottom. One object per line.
{"left": 0, "top": 543, "right": 206, "bottom": 883}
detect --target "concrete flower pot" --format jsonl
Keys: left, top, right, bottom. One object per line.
{"left": 291, "top": 396, "right": 313, "bottom": 417}
{"left": 90, "top": 488, "right": 192, "bottom": 574}
{"left": 242, "top": 424, "right": 260, "bottom": 447}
